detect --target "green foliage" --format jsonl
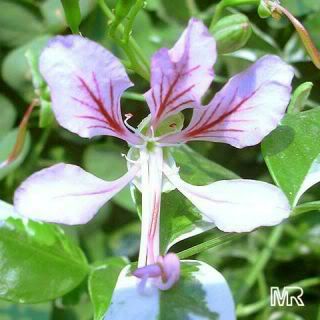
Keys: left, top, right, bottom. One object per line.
{"left": 88, "top": 258, "right": 128, "bottom": 320}
{"left": 0, "top": 214, "right": 88, "bottom": 303}
{"left": 288, "top": 82, "right": 313, "bottom": 114}
{"left": 0, "top": 1, "right": 44, "bottom": 47}
{"left": 2, "top": 36, "right": 51, "bottom": 101}
{"left": 0, "top": 95, "right": 16, "bottom": 139}
{"left": 61, "top": 0, "right": 82, "bottom": 33}
{"left": 262, "top": 109, "right": 320, "bottom": 206}
{"left": 1, "top": 0, "right": 320, "bottom": 319}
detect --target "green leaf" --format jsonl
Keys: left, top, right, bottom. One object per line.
{"left": 0, "top": 300, "right": 50, "bottom": 320}
{"left": 305, "top": 12, "right": 320, "bottom": 49}
{"left": 0, "top": 129, "right": 31, "bottom": 180}
{"left": 159, "top": 0, "right": 190, "bottom": 23}
{"left": 0, "top": 1, "right": 44, "bottom": 47}
{"left": 88, "top": 258, "right": 128, "bottom": 320}
{"left": 25, "top": 47, "right": 54, "bottom": 128}
{"left": 109, "top": 222, "right": 141, "bottom": 257}
{"left": 83, "top": 142, "right": 135, "bottom": 212}
{"left": 2, "top": 35, "right": 51, "bottom": 101}
{"left": 288, "top": 82, "right": 313, "bottom": 114}
{"left": 41, "top": 0, "right": 96, "bottom": 33}
{"left": 0, "top": 202, "right": 89, "bottom": 303}
{"left": 133, "top": 146, "right": 239, "bottom": 252}
{"left": 61, "top": 0, "right": 81, "bottom": 33}
{"left": 104, "top": 261, "right": 235, "bottom": 320}
{"left": 262, "top": 108, "right": 320, "bottom": 206}
{"left": 0, "top": 95, "right": 16, "bottom": 139}
{"left": 170, "top": 145, "right": 239, "bottom": 185}
{"left": 281, "top": 0, "right": 320, "bottom": 16}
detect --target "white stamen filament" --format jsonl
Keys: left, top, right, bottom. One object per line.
{"left": 137, "top": 146, "right": 163, "bottom": 267}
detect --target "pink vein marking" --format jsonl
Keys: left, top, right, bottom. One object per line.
{"left": 76, "top": 115, "right": 108, "bottom": 124}
{"left": 186, "top": 88, "right": 258, "bottom": 138}
{"left": 155, "top": 65, "right": 200, "bottom": 121}
{"left": 192, "top": 134, "right": 240, "bottom": 142}
{"left": 166, "top": 84, "right": 195, "bottom": 107}
{"left": 181, "top": 65, "right": 200, "bottom": 77}
{"left": 205, "top": 128, "right": 245, "bottom": 133}
{"left": 72, "top": 96, "right": 100, "bottom": 113}
{"left": 87, "top": 125, "right": 111, "bottom": 130}
{"left": 54, "top": 186, "right": 119, "bottom": 198}
{"left": 77, "top": 74, "right": 124, "bottom": 134}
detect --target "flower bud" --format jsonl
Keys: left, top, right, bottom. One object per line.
{"left": 211, "top": 14, "right": 252, "bottom": 54}
{"left": 258, "top": 0, "right": 272, "bottom": 19}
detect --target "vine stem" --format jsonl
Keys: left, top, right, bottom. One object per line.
{"left": 97, "top": 0, "right": 150, "bottom": 80}
{"left": 236, "top": 224, "right": 284, "bottom": 302}
{"left": 177, "top": 233, "right": 242, "bottom": 259}
{"left": 209, "top": 0, "right": 260, "bottom": 31}
{"left": 237, "top": 276, "right": 320, "bottom": 317}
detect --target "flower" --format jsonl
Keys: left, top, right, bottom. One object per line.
{"left": 14, "top": 18, "right": 294, "bottom": 290}
{"left": 133, "top": 253, "right": 180, "bottom": 294}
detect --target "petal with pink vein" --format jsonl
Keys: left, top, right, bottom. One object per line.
{"left": 14, "top": 164, "right": 139, "bottom": 225}
{"left": 40, "top": 35, "right": 141, "bottom": 145}
{"left": 163, "top": 55, "right": 294, "bottom": 148}
{"left": 144, "top": 18, "right": 216, "bottom": 127}
{"left": 163, "top": 164, "right": 290, "bottom": 232}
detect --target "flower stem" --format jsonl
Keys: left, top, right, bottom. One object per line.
{"left": 293, "top": 201, "right": 320, "bottom": 216}
{"left": 123, "top": 92, "right": 145, "bottom": 101}
{"left": 177, "top": 233, "right": 242, "bottom": 259}
{"left": 123, "top": 0, "right": 145, "bottom": 44}
{"left": 272, "top": 2, "right": 320, "bottom": 69}
{"left": 186, "top": 0, "right": 199, "bottom": 16}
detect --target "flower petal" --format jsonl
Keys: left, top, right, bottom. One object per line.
{"left": 144, "top": 18, "right": 216, "bottom": 127}
{"left": 40, "top": 35, "right": 141, "bottom": 145}
{"left": 156, "top": 253, "right": 180, "bottom": 291}
{"left": 14, "top": 164, "right": 139, "bottom": 225}
{"left": 0, "top": 200, "right": 17, "bottom": 220}
{"left": 164, "top": 55, "right": 294, "bottom": 148}
{"left": 163, "top": 164, "right": 290, "bottom": 232}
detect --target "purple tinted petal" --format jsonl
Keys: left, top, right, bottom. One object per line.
{"left": 156, "top": 253, "right": 181, "bottom": 291}
{"left": 163, "top": 164, "right": 290, "bottom": 233}
{"left": 163, "top": 55, "right": 294, "bottom": 147}
{"left": 40, "top": 35, "right": 141, "bottom": 145}
{"left": 133, "top": 264, "right": 162, "bottom": 279}
{"left": 14, "top": 164, "right": 138, "bottom": 225}
{"left": 144, "top": 18, "right": 216, "bottom": 127}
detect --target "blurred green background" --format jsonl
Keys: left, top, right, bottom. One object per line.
{"left": 0, "top": 0, "right": 320, "bottom": 319}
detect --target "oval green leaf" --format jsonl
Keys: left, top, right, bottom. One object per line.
{"left": 0, "top": 201, "right": 89, "bottom": 303}
{"left": 88, "top": 258, "right": 128, "bottom": 320}
{"left": 262, "top": 108, "right": 320, "bottom": 206}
